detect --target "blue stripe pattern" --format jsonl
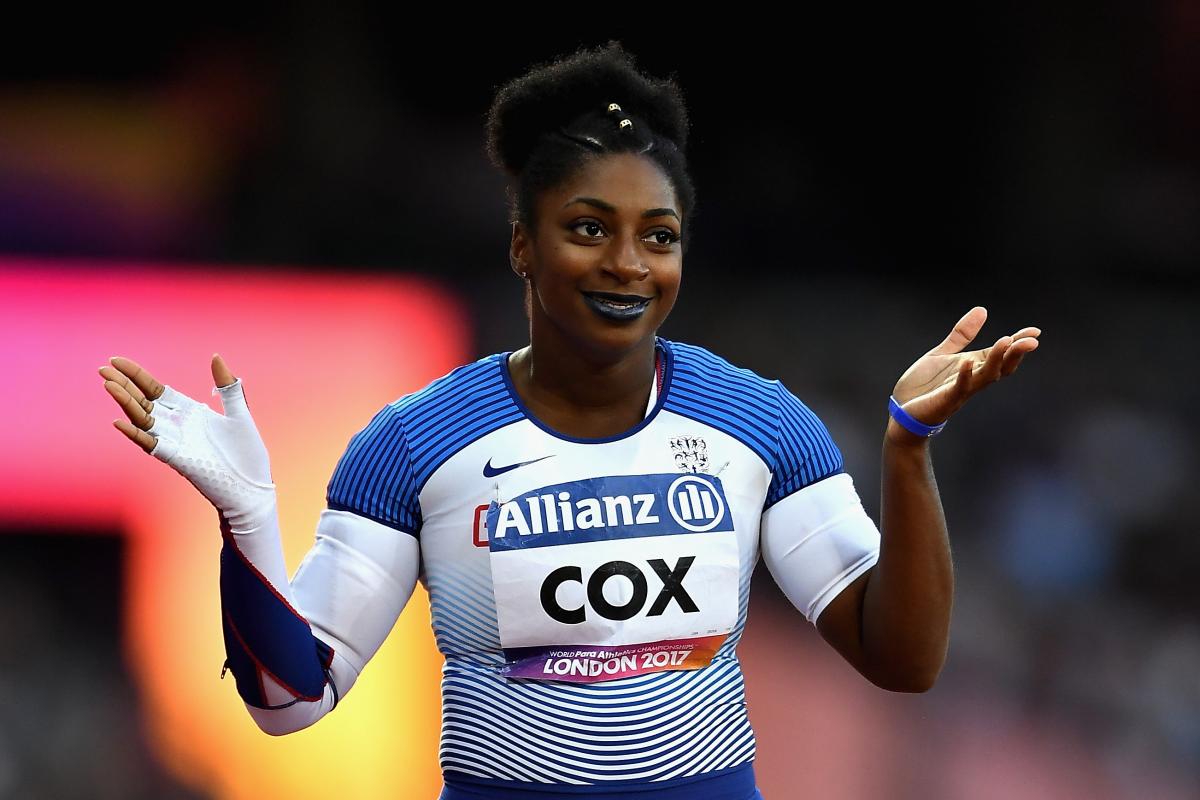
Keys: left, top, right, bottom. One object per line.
{"left": 320, "top": 339, "right": 840, "bottom": 787}
{"left": 662, "top": 341, "right": 844, "bottom": 507}
{"left": 427, "top": 563, "right": 504, "bottom": 661}
{"left": 434, "top": 538, "right": 759, "bottom": 785}
{"left": 325, "top": 356, "right": 524, "bottom": 537}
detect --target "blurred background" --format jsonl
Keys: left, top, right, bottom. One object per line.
{"left": 2, "top": 5, "right": 1198, "bottom": 798}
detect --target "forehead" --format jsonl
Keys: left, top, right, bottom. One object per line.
{"left": 543, "top": 153, "right": 678, "bottom": 213}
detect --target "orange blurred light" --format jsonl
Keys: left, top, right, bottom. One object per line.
{"left": 0, "top": 259, "right": 466, "bottom": 798}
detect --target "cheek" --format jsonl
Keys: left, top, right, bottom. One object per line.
{"left": 548, "top": 239, "right": 590, "bottom": 265}
{"left": 660, "top": 264, "right": 683, "bottom": 297}
{"left": 537, "top": 249, "right": 591, "bottom": 286}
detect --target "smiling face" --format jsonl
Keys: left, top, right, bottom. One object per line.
{"left": 510, "top": 152, "right": 684, "bottom": 363}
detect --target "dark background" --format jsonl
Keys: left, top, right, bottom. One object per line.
{"left": 2, "top": 4, "right": 1197, "bottom": 797}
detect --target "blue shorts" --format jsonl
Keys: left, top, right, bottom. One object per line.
{"left": 439, "top": 791, "right": 762, "bottom": 800}
{"left": 439, "top": 762, "right": 762, "bottom": 799}
{"left": 439, "top": 787, "right": 764, "bottom": 799}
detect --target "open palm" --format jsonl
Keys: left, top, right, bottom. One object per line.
{"left": 892, "top": 307, "right": 1040, "bottom": 428}
{"left": 99, "top": 353, "right": 276, "bottom": 527}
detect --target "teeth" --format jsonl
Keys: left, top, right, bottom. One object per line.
{"left": 593, "top": 296, "right": 644, "bottom": 308}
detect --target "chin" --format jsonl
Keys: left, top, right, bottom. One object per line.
{"left": 534, "top": 294, "right": 674, "bottom": 362}
{"left": 571, "top": 318, "right": 662, "bottom": 363}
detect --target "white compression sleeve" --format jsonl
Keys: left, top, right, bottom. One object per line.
{"left": 244, "top": 508, "right": 420, "bottom": 735}
{"left": 143, "top": 376, "right": 419, "bottom": 733}
{"left": 760, "top": 473, "right": 881, "bottom": 623}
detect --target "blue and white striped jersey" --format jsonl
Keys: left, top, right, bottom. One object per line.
{"left": 325, "top": 337, "right": 878, "bottom": 791}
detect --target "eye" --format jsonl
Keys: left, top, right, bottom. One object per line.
{"left": 644, "top": 229, "right": 681, "bottom": 247}
{"left": 570, "top": 219, "right": 606, "bottom": 239}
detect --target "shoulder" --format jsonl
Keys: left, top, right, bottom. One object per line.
{"left": 660, "top": 338, "right": 843, "bottom": 501}
{"left": 326, "top": 353, "right": 520, "bottom": 534}
{"left": 352, "top": 353, "right": 514, "bottom": 436}
{"left": 661, "top": 337, "right": 794, "bottom": 455}
{"left": 388, "top": 353, "right": 510, "bottom": 419}
{"left": 662, "top": 337, "right": 831, "bottom": 420}
{"left": 663, "top": 338, "right": 779, "bottom": 395}
{"left": 334, "top": 351, "right": 523, "bottom": 477}
{"left": 337, "top": 354, "right": 507, "bottom": 444}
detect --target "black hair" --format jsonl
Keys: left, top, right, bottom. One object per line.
{"left": 485, "top": 41, "right": 696, "bottom": 253}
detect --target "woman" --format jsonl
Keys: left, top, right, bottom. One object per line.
{"left": 100, "top": 42, "right": 1039, "bottom": 800}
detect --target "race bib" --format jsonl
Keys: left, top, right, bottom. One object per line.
{"left": 486, "top": 473, "right": 739, "bottom": 683}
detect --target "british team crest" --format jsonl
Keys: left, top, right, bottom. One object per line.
{"left": 669, "top": 436, "right": 709, "bottom": 473}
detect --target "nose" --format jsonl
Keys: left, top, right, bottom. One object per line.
{"left": 604, "top": 234, "right": 650, "bottom": 283}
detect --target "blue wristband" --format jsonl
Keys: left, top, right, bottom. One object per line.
{"left": 888, "top": 396, "right": 947, "bottom": 438}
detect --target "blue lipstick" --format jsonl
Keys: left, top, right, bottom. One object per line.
{"left": 582, "top": 291, "right": 652, "bottom": 322}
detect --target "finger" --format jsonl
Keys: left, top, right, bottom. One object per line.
{"left": 211, "top": 353, "right": 236, "bottom": 388}
{"left": 109, "top": 356, "right": 165, "bottom": 401}
{"left": 98, "top": 365, "right": 154, "bottom": 415}
{"left": 1011, "top": 326, "right": 1041, "bottom": 341}
{"left": 1000, "top": 337, "right": 1039, "bottom": 377}
{"left": 113, "top": 418, "right": 158, "bottom": 453}
{"left": 104, "top": 379, "right": 154, "bottom": 429}
{"left": 976, "top": 335, "right": 1012, "bottom": 384}
{"left": 930, "top": 306, "right": 988, "bottom": 356}
{"left": 979, "top": 335, "right": 1008, "bottom": 379}
{"left": 951, "top": 357, "right": 974, "bottom": 399}
{"left": 212, "top": 370, "right": 252, "bottom": 420}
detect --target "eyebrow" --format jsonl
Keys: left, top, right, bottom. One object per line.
{"left": 563, "top": 196, "right": 679, "bottom": 221}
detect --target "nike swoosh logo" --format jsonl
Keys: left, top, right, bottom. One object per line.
{"left": 483, "top": 455, "right": 554, "bottom": 477}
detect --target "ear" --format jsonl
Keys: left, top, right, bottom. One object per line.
{"left": 509, "top": 221, "right": 530, "bottom": 279}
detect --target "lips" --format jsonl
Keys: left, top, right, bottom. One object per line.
{"left": 581, "top": 291, "right": 653, "bottom": 322}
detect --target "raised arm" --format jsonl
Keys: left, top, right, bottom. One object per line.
{"left": 813, "top": 307, "right": 1040, "bottom": 691}
{"left": 101, "top": 355, "right": 418, "bottom": 733}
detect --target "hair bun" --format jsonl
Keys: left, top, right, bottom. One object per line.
{"left": 486, "top": 40, "right": 690, "bottom": 177}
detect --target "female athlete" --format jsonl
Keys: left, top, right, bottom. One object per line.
{"left": 99, "top": 41, "right": 1039, "bottom": 800}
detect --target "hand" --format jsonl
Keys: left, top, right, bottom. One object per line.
{"left": 888, "top": 307, "right": 1040, "bottom": 443}
{"left": 100, "top": 354, "right": 276, "bottom": 527}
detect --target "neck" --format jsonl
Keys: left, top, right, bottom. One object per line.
{"left": 509, "top": 326, "right": 658, "bottom": 438}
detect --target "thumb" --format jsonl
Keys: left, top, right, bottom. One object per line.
{"left": 211, "top": 353, "right": 236, "bottom": 388}
{"left": 210, "top": 353, "right": 251, "bottom": 420}
{"left": 930, "top": 306, "right": 988, "bottom": 356}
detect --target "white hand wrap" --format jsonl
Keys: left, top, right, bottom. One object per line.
{"left": 147, "top": 378, "right": 276, "bottom": 531}
{"left": 141, "top": 375, "right": 420, "bottom": 734}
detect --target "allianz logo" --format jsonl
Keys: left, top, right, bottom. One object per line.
{"left": 491, "top": 474, "right": 727, "bottom": 539}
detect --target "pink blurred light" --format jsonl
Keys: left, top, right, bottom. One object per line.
{"left": 0, "top": 258, "right": 466, "bottom": 798}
